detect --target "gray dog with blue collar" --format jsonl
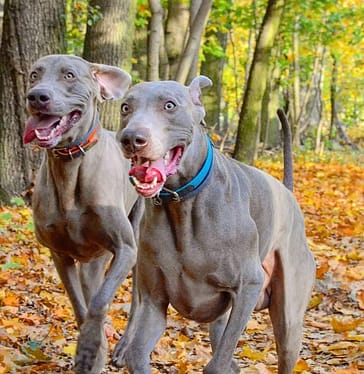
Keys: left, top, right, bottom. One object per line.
{"left": 112, "top": 76, "right": 315, "bottom": 373}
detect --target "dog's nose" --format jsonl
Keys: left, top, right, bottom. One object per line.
{"left": 120, "top": 128, "right": 150, "bottom": 153}
{"left": 27, "top": 89, "right": 51, "bottom": 108}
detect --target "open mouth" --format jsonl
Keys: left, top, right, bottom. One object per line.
{"left": 23, "top": 110, "right": 82, "bottom": 148}
{"left": 129, "top": 146, "right": 184, "bottom": 198}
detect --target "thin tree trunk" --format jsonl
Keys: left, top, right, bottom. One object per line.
{"left": 186, "top": 0, "right": 202, "bottom": 83}
{"left": 329, "top": 53, "right": 338, "bottom": 140}
{"left": 244, "top": 0, "right": 258, "bottom": 88}
{"left": 83, "top": 0, "right": 136, "bottom": 131}
{"left": 175, "top": 0, "right": 212, "bottom": 84}
{"left": 147, "top": 0, "right": 164, "bottom": 81}
{"left": 200, "top": 29, "right": 228, "bottom": 130}
{"left": 262, "top": 47, "right": 281, "bottom": 150}
{"left": 292, "top": 16, "right": 300, "bottom": 146}
{"left": 165, "top": 1, "right": 190, "bottom": 79}
{"left": 0, "top": 0, "right": 66, "bottom": 203}
{"left": 233, "top": 0, "right": 285, "bottom": 164}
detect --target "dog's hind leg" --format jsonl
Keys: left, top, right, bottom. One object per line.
{"left": 268, "top": 243, "right": 315, "bottom": 374}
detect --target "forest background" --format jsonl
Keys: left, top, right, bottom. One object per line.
{"left": 0, "top": 0, "right": 363, "bottom": 373}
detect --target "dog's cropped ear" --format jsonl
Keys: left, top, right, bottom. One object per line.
{"left": 91, "top": 63, "right": 132, "bottom": 101}
{"left": 189, "top": 76, "right": 213, "bottom": 106}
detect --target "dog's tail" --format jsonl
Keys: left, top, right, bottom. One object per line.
{"left": 277, "top": 109, "right": 293, "bottom": 192}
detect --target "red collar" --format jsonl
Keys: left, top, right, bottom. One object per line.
{"left": 51, "top": 123, "right": 99, "bottom": 161}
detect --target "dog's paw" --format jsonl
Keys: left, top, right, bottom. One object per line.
{"left": 74, "top": 319, "right": 107, "bottom": 374}
{"left": 111, "top": 335, "right": 128, "bottom": 367}
{"left": 203, "top": 358, "right": 239, "bottom": 374}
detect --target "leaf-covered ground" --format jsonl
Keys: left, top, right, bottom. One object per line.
{"left": 0, "top": 152, "right": 363, "bottom": 373}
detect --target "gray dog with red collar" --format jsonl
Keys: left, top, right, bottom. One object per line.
{"left": 112, "top": 77, "right": 315, "bottom": 373}
{"left": 24, "top": 54, "right": 143, "bottom": 374}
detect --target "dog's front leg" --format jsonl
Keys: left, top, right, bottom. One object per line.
{"left": 51, "top": 252, "right": 87, "bottom": 327}
{"left": 75, "top": 225, "right": 137, "bottom": 374}
{"left": 205, "top": 229, "right": 264, "bottom": 374}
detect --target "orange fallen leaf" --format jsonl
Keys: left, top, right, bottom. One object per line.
{"left": 294, "top": 358, "right": 310, "bottom": 372}
{"left": 2, "top": 295, "right": 19, "bottom": 307}
{"left": 331, "top": 316, "right": 364, "bottom": 333}
{"left": 356, "top": 289, "right": 364, "bottom": 310}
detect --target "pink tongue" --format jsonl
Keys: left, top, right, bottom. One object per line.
{"left": 129, "top": 158, "right": 166, "bottom": 183}
{"left": 23, "top": 115, "right": 60, "bottom": 144}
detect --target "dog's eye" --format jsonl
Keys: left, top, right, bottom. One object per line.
{"left": 164, "top": 101, "right": 176, "bottom": 111}
{"left": 65, "top": 71, "right": 75, "bottom": 80}
{"left": 121, "top": 103, "right": 130, "bottom": 114}
{"left": 30, "top": 71, "right": 38, "bottom": 81}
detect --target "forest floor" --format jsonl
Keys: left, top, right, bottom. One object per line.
{"left": 0, "top": 150, "right": 363, "bottom": 374}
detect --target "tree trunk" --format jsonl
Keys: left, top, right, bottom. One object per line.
{"left": 233, "top": 0, "right": 285, "bottom": 164}
{"left": 0, "top": 0, "right": 4, "bottom": 39}
{"left": 165, "top": 1, "right": 190, "bottom": 79}
{"left": 261, "top": 49, "right": 281, "bottom": 150}
{"left": 329, "top": 53, "right": 338, "bottom": 140}
{"left": 186, "top": 0, "right": 202, "bottom": 83}
{"left": 147, "top": 0, "right": 164, "bottom": 81}
{"left": 292, "top": 16, "right": 300, "bottom": 146}
{"left": 200, "top": 30, "right": 228, "bottom": 130}
{"left": 0, "top": 0, "right": 66, "bottom": 204}
{"left": 175, "top": 0, "right": 212, "bottom": 84}
{"left": 83, "top": 0, "right": 136, "bottom": 130}
{"left": 299, "top": 45, "right": 325, "bottom": 144}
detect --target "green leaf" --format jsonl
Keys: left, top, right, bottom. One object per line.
{"left": 0, "top": 262, "right": 23, "bottom": 270}
{"left": 0, "top": 212, "right": 13, "bottom": 222}
{"left": 10, "top": 197, "right": 25, "bottom": 207}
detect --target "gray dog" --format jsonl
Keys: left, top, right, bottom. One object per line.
{"left": 23, "top": 55, "right": 142, "bottom": 374}
{"left": 112, "top": 76, "right": 316, "bottom": 374}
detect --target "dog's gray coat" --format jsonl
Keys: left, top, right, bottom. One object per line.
{"left": 25, "top": 55, "right": 142, "bottom": 374}
{"left": 112, "top": 76, "right": 315, "bottom": 374}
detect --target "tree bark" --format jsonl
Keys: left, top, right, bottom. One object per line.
{"left": 147, "top": 0, "right": 164, "bottom": 81}
{"left": 165, "top": 1, "right": 190, "bottom": 79}
{"left": 0, "top": 0, "right": 66, "bottom": 203}
{"left": 83, "top": 0, "right": 136, "bottom": 130}
{"left": 200, "top": 30, "right": 228, "bottom": 130}
{"left": 292, "top": 16, "right": 300, "bottom": 146}
{"left": 329, "top": 53, "right": 338, "bottom": 140}
{"left": 175, "top": 0, "right": 212, "bottom": 84}
{"left": 233, "top": 0, "right": 285, "bottom": 164}
{"left": 261, "top": 48, "right": 281, "bottom": 150}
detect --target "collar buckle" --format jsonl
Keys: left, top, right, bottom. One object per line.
{"left": 161, "top": 187, "right": 181, "bottom": 202}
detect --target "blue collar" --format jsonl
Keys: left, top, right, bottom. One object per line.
{"left": 153, "top": 134, "right": 214, "bottom": 205}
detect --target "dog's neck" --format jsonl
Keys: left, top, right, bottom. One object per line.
{"left": 49, "top": 113, "right": 100, "bottom": 161}
{"left": 154, "top": 127, "right": 214, "bottom": 204}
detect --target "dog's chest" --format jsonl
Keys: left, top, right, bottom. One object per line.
{"left": 33, "top": 202, "right": 109, "bottom": 261}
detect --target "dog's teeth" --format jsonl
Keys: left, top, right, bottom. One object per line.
{"left": 130, "top": 176, "right": 140, "bottom": 186}
{"left": 164, "top": 151, "right": 170, "bottom": 166}
{"left": 151, "top": 177, "right": 157, "bottom": 187}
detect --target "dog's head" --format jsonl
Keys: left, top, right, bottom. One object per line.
{"left": 117, "top": 76, "right": 212, "bottom": 198}
{"left": 23, "top": 54, "right": 131, "bottom": 148}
